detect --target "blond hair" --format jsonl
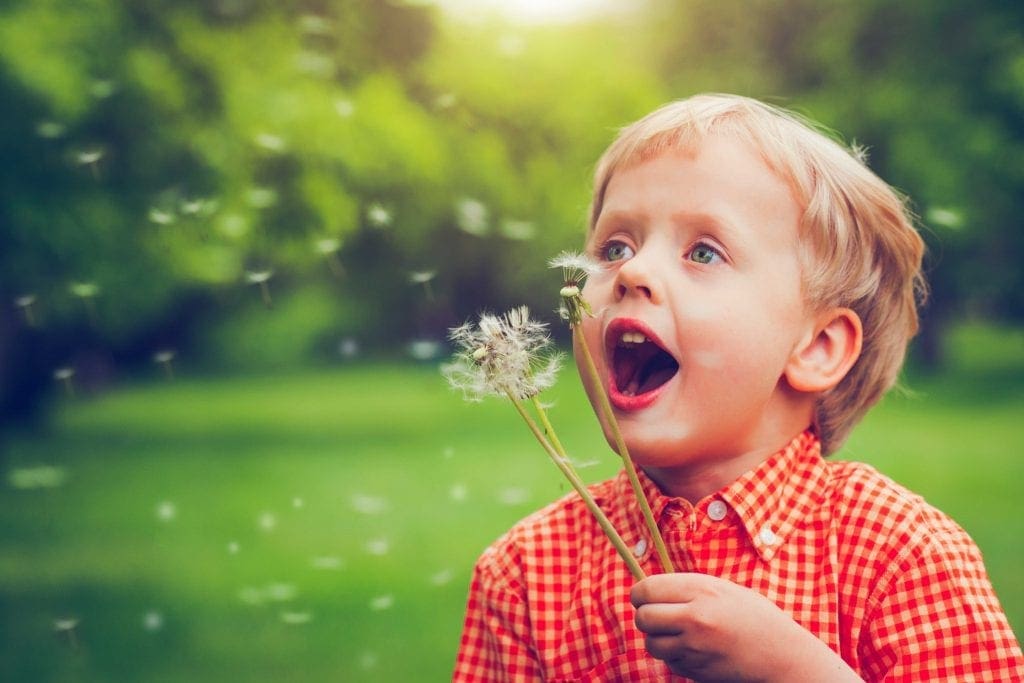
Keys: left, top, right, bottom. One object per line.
{"left": 589, "top": 93, "right": 926, "bottom": 454}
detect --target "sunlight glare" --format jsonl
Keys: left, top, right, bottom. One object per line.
{"left": 434, "top": 0, "right": 631, "bottom": 25}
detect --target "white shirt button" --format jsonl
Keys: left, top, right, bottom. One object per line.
{"left": 758, "top": 525, "right": 778, "bottom": 546}
{"left": 632, "top": 539, "right": 648, "bottom": 558}
{"left": 707, "top": 500, "right": 728, "bottom": 521}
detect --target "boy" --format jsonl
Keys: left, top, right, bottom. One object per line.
{"left": 453, "top": 94, "right": 1023, "bottom": 681}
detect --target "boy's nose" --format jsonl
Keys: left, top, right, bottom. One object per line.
{"left": 614, "top": 254, "right": 657, "bottom": 302}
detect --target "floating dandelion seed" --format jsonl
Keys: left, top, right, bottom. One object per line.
{"left": 295, "top": 51, "right": 336, "bottom": 78}
{"left": 246, "top": 186, "right": 278, "bottom": 209}
{"left": 366, "top": 202, "right": 392, "bottom": 227}
{"left": 255, "top": 133, "right": 286, "bottom": 153}
{"left": 245, "top": 270, "right": 274, "bottom": 308}
{"left": 315, "top": 237, "right": 344, "bottom": 277}
{"left": 455, "top": 198, "right": 489, "bottom": 236}
{"left": 153, "top": 349, "right": 176, "bottom": 380}
{"left": 338, "top": 337, "right": 360, "bottom": 359}
{"left": 155, "top": 500, "right": 177, "bottom": 522}
{"left": 218, "top": 213, "right": 249, "bottom": 239}
{"left": 497, "top": 486, "right": 530, "bottom": 506}
{"left": 89, "top": 79, "right": 117, "bottom": 98}
{"left": 180, "top": 197, "right": 216, "bottom": 216}
{"left": 408, "top": 339, "right": 441, "bottom": 361}
{"left": 360, "top": 652, "right": 379, "bottom": 670}
{"left": 238, "top": 586, "right": 264, "bottom": 605}
{"left": 449, "top": 483, "right": 468, "bottom": 502}
{"left": 926, "top": 206, "right": 965, "bottom": 230}
{"left": 142, "top": 611, "right": 163, "bottom": 632}
{"left": 258, "top": 511, "right": 278, "bottom": 531}
{"left": 298, "top": 13, "right": 334, "bottom": 35}
{"left": 365, "top": 537, "right": 390, "bottom": 556}
{"left": 430, "top": 569, "right": 454, "bottom": 586}
{"left": 442, "top": 306, "right": 561, "bottom": 402}
{"left": 53, "top": 367, "right": 75, "bottom": 396}
{"left": 408, "top": 269, "right": 437, "bottom": 301}
{"left": 281, "top": 611, "right": 312, "bottom": 625}
{"left": 501, "top": 219, "right": 536, "bottom": 240}
{"left": 442, "top": 446, "right": 455, "bottom": 459}
{"left": 8, "top": 465, "right": 68, "bottom": 490}
{"left": 266, "top": 583, "right": 297, "bottom": 602}
{"left": 434, "top": 92, "right": 457, "bottom": 110}
{"left": 334, "top": 98, "right": 355, "bottom": 117}
{"left": 148, "top": 208, "right": 175, "bottom": 225}
{"left": 292, "top": 496, "right": 304, "bottom": 509}
{"left": 369, "top": 594, "right": 394, "bottom": 611}
{"left": 351, "top": 493, "right": 389, "bottom": 515}
{"left": 14, "top": 294, "right": 37, "bottom": 327}
{"left": 53, "top": 617, "right": 80, "bottom": 649}
{"left": 74, "top": 147, "right": 105, "bottom": 179}
{"left": 69, "top": 281, "right": 100, "bottom": 325}
{"left": 35, "top": 120, "right": 66, "bottom": 139}
{"left": 310, "top": 556, "right": 344, "bottom": 570}
{"left": 227, "top": 541, "right": 240, "bottom": 554}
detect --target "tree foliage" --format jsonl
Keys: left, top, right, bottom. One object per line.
{"left": 1, "top": 0, "right": 1021, "bottom": 421}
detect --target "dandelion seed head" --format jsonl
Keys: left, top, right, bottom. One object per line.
{"left": 443, "top": 306, "right": 561, "bottom": 401}
{"left": 549, "top": 250, "right": 602, "bottom": 283}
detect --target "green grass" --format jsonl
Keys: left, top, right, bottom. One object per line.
{"left": 1, "top": 323, "right": 1021, "bottom": 681}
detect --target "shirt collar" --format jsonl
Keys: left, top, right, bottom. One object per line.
{"left": 613, "top": 430, "right": 828, "bottom": 563}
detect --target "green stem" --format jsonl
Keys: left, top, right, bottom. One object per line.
{"left": 508, "top": 392, "right": 645, "bottom": 581}
{"left": 531, "top": 396, "right": 569, "bottom": 460}
{"left": 576, "top": 330, "right": 676, "bottom": 574}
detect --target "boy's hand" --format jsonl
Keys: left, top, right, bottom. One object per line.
{"left": 630, "top": 573, "right": 862, "bottom": 682}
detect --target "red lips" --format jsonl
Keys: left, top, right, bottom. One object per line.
{"left": 604, "top": 318, "right": 680, "bottom": 411}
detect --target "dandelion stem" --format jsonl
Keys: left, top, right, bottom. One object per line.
{"left": 531, "top": 396, "right": 569, "bottom": 460}
{"left": 508, "top": 391, "right": 645, "bottom": 580}
{"left": 575, "top": 330, "right": 676, "bottom": 574}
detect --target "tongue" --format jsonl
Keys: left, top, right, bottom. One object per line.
{"left": 617, "top": 345, "right": 679, "bottom": 396}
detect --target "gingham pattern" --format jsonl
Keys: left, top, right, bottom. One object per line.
{"left": 453, "top": 431, "right": 1023, "bottom": 682}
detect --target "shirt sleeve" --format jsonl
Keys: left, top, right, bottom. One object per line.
{"left": 453, "top": 544, "right": 542, "bottom": 683}
{"left": 858, "top": 527, "right": 1024, "bottom": 682}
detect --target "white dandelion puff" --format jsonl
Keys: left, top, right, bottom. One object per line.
{"left": 266, "top": 583, "right": 297, "bottom": 602}
{"left": 498, "top": 486, "right": 530, "bottom": 506}
{"left": 430, "top": 569, "right": 454, "bottom": 586}
{"left": 369, "top": 594, "right": 394, "bottom": 611}
{"left": 449, "top": 483, "right": 468, "bottom": 502}
{"left": 366, "top": 202, "right": 392, "bottom": 227}
{"left": 257, "top": 511, "right": 278, "bottom": 531}
{"left": 443, "top": 306, "right": 561, "bottom": 402}
{"left": 351, "top": 493, "right": 389, "bottom": 515}
{"left": 310, "top": 556, "right": 344, "bottom": 570}
{"left": 142, "top": 611, "right": 163, "bottom": 632}
{"left": 365, "top": 537, "right": 390, "bottom": 556}
{"left": 155, "top": 501, "right": 177, "bottom": 522}
{"left": 455, "top": 197, "right": 489, "bottom": 236}
{"left": 549, "top": 251, "right": 602, "bottom": 326}
{"left": 281, "top": 611, "right": 312, "bottom": 625}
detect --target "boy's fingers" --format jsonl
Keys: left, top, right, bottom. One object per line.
{"left": 634, "top": 602, "right": 686, "bottom": 636}
{"left": 630, "top": 573, "right": 698, "bottom": 608}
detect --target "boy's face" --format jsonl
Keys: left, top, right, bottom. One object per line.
{"left": 578, "top": 134, "right": 818, "bottom": 490}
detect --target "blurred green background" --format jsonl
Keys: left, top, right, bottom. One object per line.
{"left": 2, "top": 0, "right": 1022, "bottom": 680}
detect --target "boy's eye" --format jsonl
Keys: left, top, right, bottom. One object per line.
{"left": 602, "top": 241, "right": 635, "bottom": 262}
{"left": 688, "top": 244, "right": 722, "bottom": 265}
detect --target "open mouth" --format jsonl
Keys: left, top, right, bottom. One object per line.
{"left": 608, "top": 324, "right": 680, "bottom": 399}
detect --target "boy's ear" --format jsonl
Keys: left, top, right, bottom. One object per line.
{"left": 785, "top": 308, "right": 863, "bottom": 394}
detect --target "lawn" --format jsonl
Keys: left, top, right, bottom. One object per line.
{"left": 1, "top": 323, "right": 1021, "bottom": 681}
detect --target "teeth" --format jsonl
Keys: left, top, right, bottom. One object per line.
{"left": 620, "top": 331, "right": 647, "bottom": 345}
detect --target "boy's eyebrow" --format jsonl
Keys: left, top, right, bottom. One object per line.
{"left": 670, "top": 210, "right": 739, "bottom": 239}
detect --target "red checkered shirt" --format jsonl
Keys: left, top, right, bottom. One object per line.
{"left": 453, "top": 431, "right": 1024, "bottom": 681}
